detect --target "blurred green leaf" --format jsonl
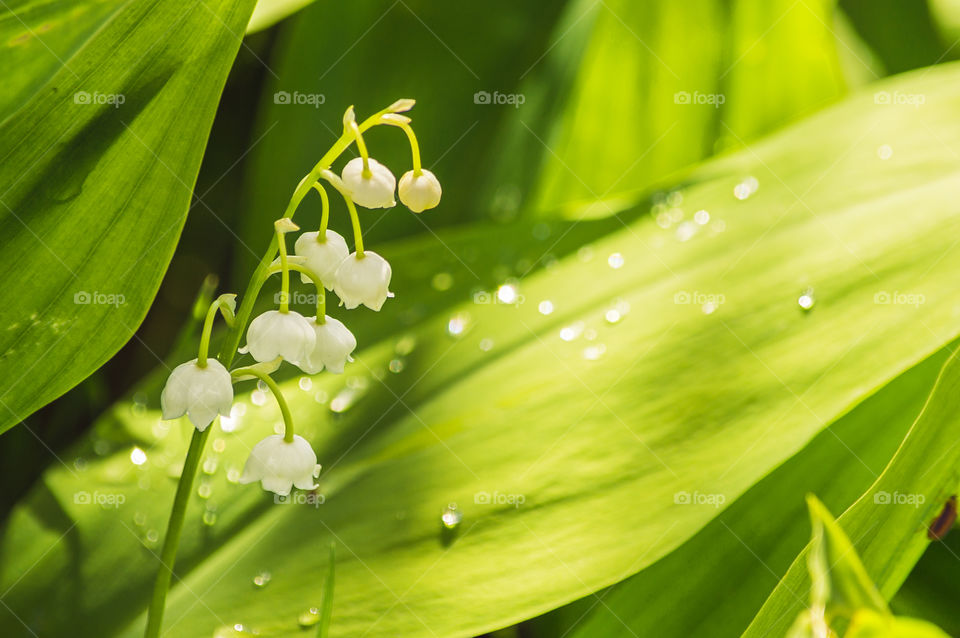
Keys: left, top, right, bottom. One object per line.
{"left": 7, "top": 61, "right": 960, "bottom": 638}
{"left": 0, "top": 0, "right": 257, "bottom": 435}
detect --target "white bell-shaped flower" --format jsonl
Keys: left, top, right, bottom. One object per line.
{"left": 300, "top": 316, "right": 357, "bottom": 374}
{"left": 341, "top": 157, "right": 396, "bottom": 209}
{"left": 160, "top": 358, "right": 233, "bottom": 431}
{"left": 333, "top": 251, "right": 393, "bottom": 311}
{"left": 398, "top": 169, "right": 442, "bottom": 213}
{"left": 294, "top": 230, "right": 350, "bottom": 289}
{"left": 239, "top": 434, "right": 321, "bottom": 496}
{"left": 241, "top": 310, "right": 316, "bottom": 366}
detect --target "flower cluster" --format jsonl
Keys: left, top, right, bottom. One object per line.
{"left": 159, "top": 100, "right": 440, "bottom": 496}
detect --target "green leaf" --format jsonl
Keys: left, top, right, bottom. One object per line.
{"left": 549, "top": 344, "right": 949, "bottom": 638}
{"left": 744, "top": 346, "right": 960, "bottom": 637}
{"left": 7, "top": 61, "right": 960, "bottom": 637}
{"left": 0, "top": 0, "right": 257, "bottom": 435}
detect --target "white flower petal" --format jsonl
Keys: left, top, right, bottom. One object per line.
{"left": 341, "top": 157, "right": 396, "bottom": 209}
{"left": 240, "top": 434, "right": 320, "bottom": 496}
{"left": 244, "top": 310, "right": 317, "bottom": 366}
{"left": 160, "top": 358, "right": 233, "bottom": 431}
{"left": 304, "top": 315, "right": 357, "bottom": 374}
{"left": 398, "top": 169, "right": 442, "bottom": 213}
{"left": 333, "top": 251, "right": 392, "bottom": 311}
{"left": 294, "top": 230, "right": 350, "bottom": 289}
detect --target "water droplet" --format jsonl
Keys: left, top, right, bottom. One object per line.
{"left": 694, "top": 210, "right": 710, "bottom": 225}
{"left": 667, "top": 191, "right": 683, "bottom": 206}
{"left": 798, "top": 288, "right": 816, "bottom": 311}
{"left": 478, "top": 338, "right": 494, "bottom": 352}
{"left": 299, "top": 377, "right": 313, "bottom": 391}
{"left": 73, "top": 457, "right": 88, "bottom": 471}
{"left": 203, "top": 510, "right": 218, "bottom": 526}
{"left": 202, "top": 457, "right": 218, "bottom": 475}
{"left": 133, "top": 511, "right": 147, "bottom": 526}
{"left": 607, "top": 253, "right": 624, "bottom": 269}
{"left": 388, "top": 358, "right": 405, "bottom": 373}
{"left": 431, "top": 272, "right": 454, "bottom": 291}
{"left": 497, "top": 283, "right": 518, "bottom": 304}
{"left": 313, "top": 390, "right": 329, "bottom": 404}
{"left": 538, "top": 300, "right": 554, "bottom": 315}
{"left": 441, "top": 503, "right": 462, "bottom": 529}
{"left": 145, "top": 529, "right": 159, "bottom": 546}
{"left": 298, "top": 607, "right": 321, "bottom": 628}
{"left": 656, "top": 211, "right": 672, "bottom": 229}
{"left": 877, "top": 144, "right": 893, "bottom": 160}
{"left": 675, "top": 221, "right": 697, "bottom": 242}
{"left": 447, "top": 312, "right": 471, "bottom": 337}
{"left": 559, "top": 322, "right": 584, "bottom": 342}
{"left": 734, "top": 176, "right": 759, "bottom": 200}
{"left": 252, "top": 571, "right": 271, "bottom": 588}
{"left": 197, "top": 482, "right": 212, "bottom": 499}
{"left": 213, "top": 438, "right": 226, "bottom": 453}
{"left": 250, "top": 390, "right": 267, "bottom": 406}
{"left": 605, "top": 309, "right": 622, "bottom": 324}
{"left": 577, "top": 245, "right": 594, "bottom": 262}
{"left": 330, "top": 388, "right": 360, "bottom": 413}
{"left": 583, "top": 344, "right": 606, "bottom": 360}
{"left": 702, "top": 301, "right": 719, "bottom": 315}
{"left": 226, "top": 467, "right": 241, "bottom": 484}
{"left": 130, "top": 447, "right": 147, "bottom": 466}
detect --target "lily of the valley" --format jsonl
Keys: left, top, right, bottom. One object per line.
{"left": 160, "top": 358, "right": 233, "bottom": 431}
{"left": 333, "top": 251, "right": 393, "bottom": 310}
{"left": 341, "top": 157, "right": 396, "bottom": 208}
{"left": 398, "top": 169, "right": 442, "bottom": 213}
{"left": 241, "top": 309, "right": 316, "bottom": 366}
{"left": 239, "top": 434, "right": 321, "bottom": 496}
{"left": 301, "top": 315, "right": 357, "bottom": 374}
{"left": 294, "top": 229, "right": 349, "bottom": 289}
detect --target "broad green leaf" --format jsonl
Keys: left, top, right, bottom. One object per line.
{"left": 246, "top": 0, "right": 313, "bottom": 34}
{"left": 7, "top": 62, "right": 960, "bottom": 638}
{"left": 549, "top": 344, "right": 949, "bottom": 638}
{"left": 0, "top": 0, "right": 258, "bottom": 435}
{"left": 513, "top": 0, "right": 846, "bottom": 219}
{"left": 744, "top": 347, "right": 960, "bottom": 637}
{"left": 891, "top": 532, "right": 960, "bottom": 636}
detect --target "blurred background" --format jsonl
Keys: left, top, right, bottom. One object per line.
{"left": 5, "top": 0, "right": 960, "bottom": 632}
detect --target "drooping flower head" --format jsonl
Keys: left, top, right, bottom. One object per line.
{"left": 160, "top": 358, "right": 233, "bottom": 431}
{"left": 241, "top": 309, "right": 316, "bottom": 366}
{"left": 239, "top": 434, "right": 321, "bottom": 496}
{"left": 333, "top": 251, "right": 393, "bottom": 311}
{"left": 341, "top": 157, "right": 396, "bottom": 209}
{"left": 294, "top": 229, "right": 350, "bottom": 289}
{"left": 300, "top": 315, "right": 357, "bottom": 374}
{"left": 398, "top": 169, "right": 442, "bottom": 213}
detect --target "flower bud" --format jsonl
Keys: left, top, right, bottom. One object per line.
{"left": 398, "top": 169, "right": 442, "bottom": 213}
{"left": 160, "top": 358, "right": 233, "bottom": 431}
{"left": 333, "top": 251, "right": 393, "bottom": 311}
{"left": 294, "top": 230, "right": 350, "bottom": 289}
{"left": 341, "top": 157, "right": 396, "bottom": 209}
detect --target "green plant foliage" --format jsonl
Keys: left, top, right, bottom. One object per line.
{"left": 744, "top": 347, "right": 960, "bottom": 636}
{"left": 0, "top": 0, "right": 258, "bottom": 435}
{"left": 5, "top": 61, "right": 960, "bottom": 637}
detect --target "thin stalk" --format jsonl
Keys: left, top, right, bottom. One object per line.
{"left": 230, "top": 367, "right": 295, "bottom": 442}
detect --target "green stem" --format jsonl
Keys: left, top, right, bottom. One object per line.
{"left": 230, "top": 367, "right": 295, "bottom": 442}
{"left": 276, "top": 222, "right": 292, "bottom": 314}
{"left": 388, "top": 120, "right": 422, "bottom": 174}
{"left": 267, "top": 261, "right": 326, "bottom": 324}
{"left": 145, "top": 105, "right": 395, "bottom": 638}
{"left": 313, "top": 182, "right": 330, "bottom": 237}
{"left": 320, "top": 169, "right": 364, "bottom": 257}
{"left": 196, "top": 294, "right": 236, "bottom": 368}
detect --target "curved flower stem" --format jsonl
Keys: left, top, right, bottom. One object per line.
{"left": 275, "top": 219, "right": 299, "bottom": 314}
{"left": 319, "top": 169, "right": 364, "bottom": 257}
{"left": 266, "top": 260, "right": 326, "bottom": 324}
{"left": 230, "top": 367, "right": 295, "bottom": 442}
{"left": 349, "top": 121, "right": 372, "bottom": 175}
{"left": 383, "top": 118, "right": 422, "bottom": 174}
{"left": 196, "top": 294, "right": 236, "bottom": 368}
{"left": 146, "top": 102, "right": 406, "bottom": 638}
{"left": 312, "top": 182, "right": 330, "bottom": 237}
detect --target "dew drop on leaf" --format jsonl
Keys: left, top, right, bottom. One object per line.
{"left": 252, "top": 571, "right": 271, "bottom": 588}
{"left": 298, "top": 377, "right": 312, "bottom": 391}
{"left": 798, "top": 288, "right": 816, "bottom": 312}
{"left": 607, "top": 253, "right": 624, "bottom": 269}
{"left": 431, "top": 272, "right": 454, "bottom": 291}
{"left": 538, "top": 300, "right": 554, "bottom": 315}
{"left": 441, "top": 503, "right": 462, "bottom": 529}
{"left": 298, "top": 607, "right": 321, "bottom": 628}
